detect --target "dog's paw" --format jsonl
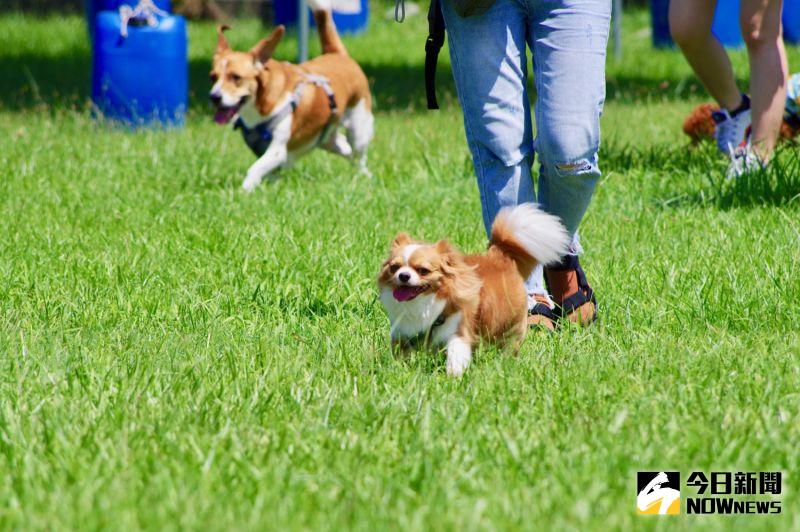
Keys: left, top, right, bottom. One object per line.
{"left": 445, "top": 337, "right": 471, "bottom": 377}
{"left": 446, "top": 356, "right": 469, "bottom": 377}
{"left": 241, "top": 176, "right": 259, "bottom": 193}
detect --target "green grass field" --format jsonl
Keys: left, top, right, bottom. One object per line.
{"left": 1, "top": 8, "right": 799, "bottom": 530}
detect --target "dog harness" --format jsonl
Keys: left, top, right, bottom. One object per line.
{"left": 403, "top": 312, "right": 446, "bottom": 349}
{"left": 234, "top": 70, "right": 338, "bottom": 157}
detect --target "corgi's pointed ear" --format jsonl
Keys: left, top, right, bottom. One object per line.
{"left": 250, "top": 25, "right": 285, "bottom": 63}
{"left": 392, "top": 232, "right": 412, "bottom": 248}
{"left": 216, "top": 24, "right": 231, "bottom": 57}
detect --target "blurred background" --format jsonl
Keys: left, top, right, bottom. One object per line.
{"left": 0, "top": 0, "right": 652, "bottom": 18}
{"left": 1, "top": 0, "right": 797, "bottom": 123}
{"left": 1, "top": 0, "right": 269, "bottom": 18}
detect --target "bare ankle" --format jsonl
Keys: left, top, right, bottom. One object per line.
{"left": 545, "top": 269, "right": 580, "bottom": 304}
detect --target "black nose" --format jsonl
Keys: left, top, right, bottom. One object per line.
{"left": 209, "top": 93, "right": 222, "bottom": 106}
{"left": 398, "top": 272, "right": 410, "bottom": 283}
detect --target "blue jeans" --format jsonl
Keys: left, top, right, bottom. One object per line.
{"left": 442, "top": 0, "right": 610, "bottom": 303}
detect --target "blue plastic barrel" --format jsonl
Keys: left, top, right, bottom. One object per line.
{"left": 87, "top": 0, "right": 171, "bottom": 39}
{"left": 785, "top": 0, "right": 800, "bottom": 44}
{"left": 274, "top": 0, "right": 369, "bottom": 34}
{"left": 711, "top": 0, "right": 743, "bottom": 47}
{"left": 92, "top": 11, "right": 187, "bottom": 127}
{"left": 651, "top": 0, "right": 743, "bottom": 48}
{"left": 651, "top": 0, "right": 672, "bottom": 47}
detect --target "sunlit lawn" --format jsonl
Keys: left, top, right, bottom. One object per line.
{"left": 1, "top": 9, "right": 799, "bottom": 531}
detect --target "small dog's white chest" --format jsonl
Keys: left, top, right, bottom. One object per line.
{"left": 379, "top": 288, "right": 448, "bottom": 342}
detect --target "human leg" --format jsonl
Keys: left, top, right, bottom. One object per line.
{"left": 741, "top": 0, "right": 788, "bottom": 159}
{"left": 442, "top": 0, "right": 550, "bottom": 306}
{"left": 669, "top": 0, "right": 742, "bottom": 110}
{"left": 528, "top": 0, "right": 611, "bottom": 322}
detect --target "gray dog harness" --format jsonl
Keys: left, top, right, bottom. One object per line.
{"left": 234, "top": 70, "right": 338, "bottom": 157}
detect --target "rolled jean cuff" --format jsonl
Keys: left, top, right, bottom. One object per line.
{"left": 566, "top": 233, "right": 583, "bottom": 256}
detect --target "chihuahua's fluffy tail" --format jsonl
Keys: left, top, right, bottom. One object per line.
{"left": 306, "top": 0, "right": 348, "bottom": 56}
{"left": 490, "top": 203, "right": 570, "bottom": 278}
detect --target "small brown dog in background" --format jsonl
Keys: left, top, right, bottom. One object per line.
{"left": 683, "top": 102, "right": 800, "bottom": 145}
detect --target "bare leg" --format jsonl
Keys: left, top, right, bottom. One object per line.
{"left": 669, "top": 0, "right": 742, "bottom": 110}
{"left": 741, "top": 0, "right": 788, "bottom": 159}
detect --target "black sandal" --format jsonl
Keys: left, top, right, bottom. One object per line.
{"left": 528, "top": 297, "right": 559, "bottom": 331}
{"left": 545, "top": 254, "right": 598, "bottom": 325}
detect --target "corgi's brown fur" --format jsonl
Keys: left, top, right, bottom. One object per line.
{"left": 210, "top": 8, "right": 374, "bottom": 191}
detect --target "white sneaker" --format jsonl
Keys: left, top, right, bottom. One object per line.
{"left": 713, "top": 96, "right": 751, "bottom": 157}
{"left": 726, "top": 144, "right": 766, "bottom": 179}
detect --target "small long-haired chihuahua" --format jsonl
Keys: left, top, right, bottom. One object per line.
{"left": 377, "top": 204, "right": 570, "bottom": 376}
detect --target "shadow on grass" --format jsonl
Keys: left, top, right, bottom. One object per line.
{"left": 706, "top": 149, "right": 800, "bottom": 209}
{"left": 0, "top": 51, "right": 225, "bottom": 111}
{"left": 0, "top": 52, "right": 90, "bottom": 110}
{"left": 607, "top": 73, "right": 702, "bottom": 103}
{"left": 1, "top": 37, "right": 735, "bottom": 113}
{"left": 0, "top": 46, "right": 460, "bottom": 112}
{"left": 0, "top": 54, "right": 724, "bottom": 115}
{"left": 604, "top": 140, "right": 800, "bottom": 210}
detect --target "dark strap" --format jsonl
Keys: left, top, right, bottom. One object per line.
{"left": 559, "top": 286, "right": 595, "bottom": 316}
{"left": 318, "top": 90, "right": 339, "bottom": 145}
{"left": 547, "top": 253, "right": 580, "bottom": 271}
{"left": 785, "top": 108, "right": 800, "bottom": 130}
{"left": 545, "top": 254, "right": 597, "bottom": 317}
{"left": 299, "top": 74, "right": 338, "bottom": 145}
{"left": 235, "top": 116, "right": 278, "bottom": 157}
{"left": 425, "top": 0, "right": 445, "bottom": 110}
{"left": 234, "top": 75, "right": 338, "bottom": 157}
{"left": 405, "top": 312, "right": 446, "bottom": 348}
{"left": 528, "top": 302, "right": 558, "bottom": 323}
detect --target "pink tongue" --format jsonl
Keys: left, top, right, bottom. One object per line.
{"left": 393, "top": 286, "right": 420, "bottom": 302}
{"left": 214, "top": 107, "right": 237, "bottom": 125}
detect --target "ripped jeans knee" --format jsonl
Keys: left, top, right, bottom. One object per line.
{"left": 536, "top": 151, "right": 601, "bottom": 236}
{"left": 552, "top": 156, "right": 600, "bottom": 178}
